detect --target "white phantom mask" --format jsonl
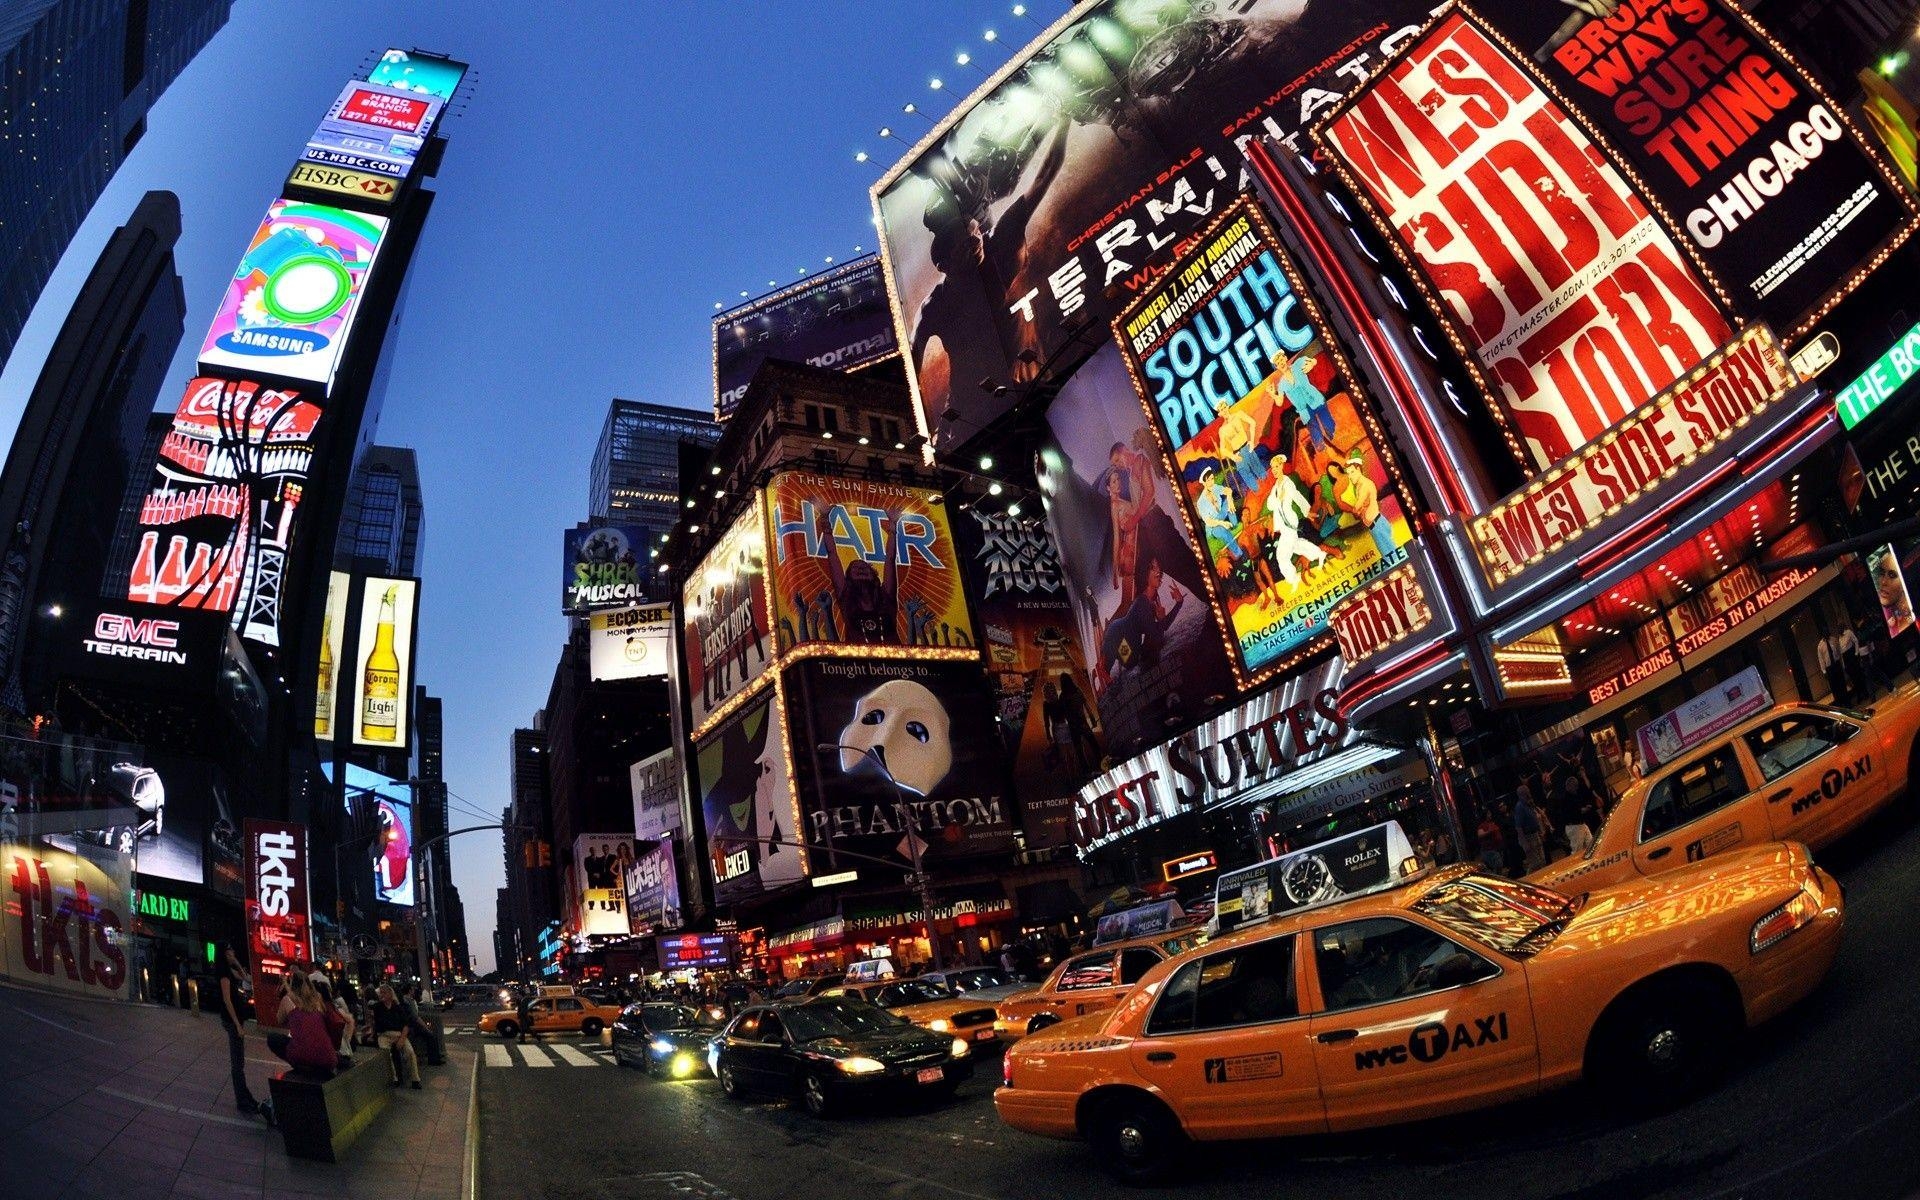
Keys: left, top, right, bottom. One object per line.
{"left": 838, "top": 679, "right": 954, "bottom": 796}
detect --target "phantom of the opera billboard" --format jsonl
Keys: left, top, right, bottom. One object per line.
{"left": 765, "top": 472, "right": 975, "bottom": 654}
{"left": 791, "top": 659, "right": 1017, "bottom": 868}
{"left": 713, "top": 255, "right": 898, "bottom": 420}
{"left": 563, "top": 523, "right": 650, "bottom": 612}
{"left": 872, "top": 0, "right": 1434, "bottom": 451}
{"left": 1116, "top": 197, "right": 1413, "bottom": 683}
{"left": 1037, "top": 344, "right": 1236, "bottom": 760}
{"left": 697, "top": 691, "right": 806, "bottom": 905}
{"left": 954, "top": 508, "right": 1101, "bottom": 850}
{"left": 197, "top": 200, "right": 389, "bottom": 391}
{"left": 683, "top": 504, "right": 773, "bottom": 733}
{"left": 125, "top": 376, "right": 324, "bottom": 649}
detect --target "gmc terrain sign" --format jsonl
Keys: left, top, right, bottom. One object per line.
{"left": 84, "top": 613, "right": 184, "bottom": 664}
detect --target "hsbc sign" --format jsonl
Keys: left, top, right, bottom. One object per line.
{"left": 84, "top": 612, "right": 184, "bottom": 665}
{"left": 287, "top": 162, "right": 399, "bottom": 206}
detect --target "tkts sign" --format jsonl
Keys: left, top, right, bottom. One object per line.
{"left": 245, "top": 819, "right": 311, "bottom": 973}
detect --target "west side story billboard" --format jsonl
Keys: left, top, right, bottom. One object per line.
{"left": 872, "top": 0, "right": 1434, "bottom": 451}
{"left": 713, "top": 256, "right": 898, "bottom": 420}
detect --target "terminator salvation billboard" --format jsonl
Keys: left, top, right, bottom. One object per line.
{"left": 1318, "top": 11, "right": 1733, "bottom": 472}
{"left": 683, "top": 505, "right": 773, "bottom": 732}
{"left": 766, "top": 473, "right": 974, "bottom": 653}
{"left": 1116, "top": 198, "right": 1411, "bottom": 682}
{"left": 873, "top": 0, "right": 1433, "bottom": 451}
{"left": 1470, "top": 0, "right": 1917, "bottom": 336}
{"left": 713, "top": 256, "right": 898, "bottom": 420}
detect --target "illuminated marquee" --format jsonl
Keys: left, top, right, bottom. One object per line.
{"left": 1469, "top": 324, "right": 1797, "bottom": 586}
{"left": 1584, "top": 563, "right": 1822, "bottom": 703}
{"left": 1330, "top": 563, "right": 1433, "bottom": 666}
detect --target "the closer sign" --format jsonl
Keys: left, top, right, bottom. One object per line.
{"left": 1470, "top": 325, "right": 1797, "bottom": 586}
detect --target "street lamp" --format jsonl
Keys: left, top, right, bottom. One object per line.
{"left": 817, "top": 742, "right": 945, "bottom": 970}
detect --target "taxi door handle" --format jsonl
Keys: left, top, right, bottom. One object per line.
{"left": 1315, "top": 1029, "right": 1359, "bottom": 1044}
{"left": 1647, "top": 847, "right": 1672, "bottom": 860}
{"left": 1145, "top": 1051, "right": 1176, "bottom": 1063}
{"left": 1767, "top": 788, "right": 1792, "bottom": 803}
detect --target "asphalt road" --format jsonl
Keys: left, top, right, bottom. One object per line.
{"left": 466, "top": 804, "right": 1920, "bottom": 1200}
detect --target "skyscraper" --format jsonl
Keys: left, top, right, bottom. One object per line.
{"left": 589, "top": 399, "right": 717, "bottom": 528}
{"left": 342, "top": 445, "right": 424, "bottom": 577}
{"left": 0, "top": 0, "right": 232, "bottom": 368}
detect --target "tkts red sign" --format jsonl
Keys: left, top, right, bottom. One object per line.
{"left": 4, "top": 850, "right": 128, "bottom": 996}
{"left": 1318, "top": 11, "right": 1732, "bottom": 471}
{"left": 245, "top": 819, "right": 311, "bottom": 971}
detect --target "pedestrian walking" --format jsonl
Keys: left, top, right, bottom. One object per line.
{"left": 1818, "top": 629, "right": 1857, "bottom": 705}
{"left": 1475, "top": 811, "right": 1507, "bottom": 875}
{"left": 1513, "top": 790, "right": 1547, "bottom": 875}
{"left": 214, "top": 944, "right": 266, "bottom": 1120}
{"left": 1558, "top": 770, "right": 1598, "bottom": 856}
{"left": 372, "top": 985, "right": 422, "bottom": 1089}
{"left": 515, "top": 990, "right": 537, "bottom": 1044}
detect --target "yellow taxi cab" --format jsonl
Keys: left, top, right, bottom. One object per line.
{"left": 822, "top": 978, "right": 1003, "bottom": 1046}
{"left": 1533, "top": 690, "right": 1920, "bottom": 894}
{"left": 995, "top": 839, "right": 1842, "bottom": 1182}
{"left": 477, "top": 993, "right": 624, "bottom": 1039}
{"left": 994, "top": 928, "right": 1205, "bottom": 1041}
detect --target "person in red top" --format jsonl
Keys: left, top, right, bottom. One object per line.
{"left": 268, "top": 972, "right": 347, "bottom": 1079}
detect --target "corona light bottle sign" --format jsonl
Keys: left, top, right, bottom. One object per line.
{"left": 314, "top": 608, "right": 334, "bottom": 737}
{"left": 360, "top": 585, "right": 400, "bottom": 742}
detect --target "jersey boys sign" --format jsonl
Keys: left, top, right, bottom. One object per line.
{"left": 1319, "top": 11, "right": 1732, "bottom": 472}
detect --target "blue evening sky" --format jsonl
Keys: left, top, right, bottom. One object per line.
{"left": 0, "top": 0, "right": 1054, "bottom": 972}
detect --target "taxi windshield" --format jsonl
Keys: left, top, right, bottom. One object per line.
{"left": 877, "top": 981, "right": 955, "bottom": 1006}
{"left": 1412, "top": 876, "right": 1577, "bottom": 956}
{"left": 784, "top": 999, "right": 910, "bottom": 1042}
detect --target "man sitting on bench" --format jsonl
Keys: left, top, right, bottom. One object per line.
{"left": 371, "top": 984, "right": 422, "bottom": 1089}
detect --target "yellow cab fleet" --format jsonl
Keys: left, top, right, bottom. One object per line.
{"left": 822, "top": 977, "right": 1003, "bottom": 1045}
{"left": 993, "top": 821, "right": 1844, "bottom": 1182}
{"left": 993, "top": 906, "right": 1204, "bottom": 1041}
{"left": 477, "top": 991, "right": 625, "bottom": 1039}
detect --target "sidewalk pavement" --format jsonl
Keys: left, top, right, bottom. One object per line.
{"left": 0, "top": 979, "right": 473, "bottom": 1200}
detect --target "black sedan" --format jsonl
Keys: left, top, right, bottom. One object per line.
{"left": 609, "top": 1003, "right": 721, "bottom": 1079}
{"left": 708, "top": 997, "right": 974, "bottom": 1117}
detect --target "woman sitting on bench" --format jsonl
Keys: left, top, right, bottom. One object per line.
{"left": 268, "top": 972, "right": 350, "bottom": 1079}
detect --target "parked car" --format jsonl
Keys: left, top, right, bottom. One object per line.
{"left": 710, "top": 997, "right": 973, "bottom": 1116}
{"left": 996, "top": 847, "right": 1843, "bottom": 1182}
{"left": 610, "top": 1002, "right": 722, "bottom": 1078}
{"left": 995, "top": 929, "right": 1205, "bottom": 1040}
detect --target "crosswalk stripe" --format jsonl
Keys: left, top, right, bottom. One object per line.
{"left": 550, "top": 1044, "right": 597, "bottom": 1066}
{"left": 483, "top": 1044, "right": 511, "bottom": 1068}
{"left": 516, "top": 1043, "right": 555, "bottom": 1067}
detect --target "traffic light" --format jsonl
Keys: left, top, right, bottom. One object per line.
{"left": 538, "top": 841, "right": 552, "bottom": 867}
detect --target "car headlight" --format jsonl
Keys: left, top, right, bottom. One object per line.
{"left": 651, "top": 1038, "right": 675, "bottom": 1054}
{"left": 928, "top": 1018, "right": 952, "bottom": 1032}
{"left": 951, "top": 1037, "right": 970, "bottom": 1059}
{"left": 838, "top": 1056, "right": 886, "bottom": 1075}
{"left": 1751, "top": 883, "right": 1825, "bottom": 954}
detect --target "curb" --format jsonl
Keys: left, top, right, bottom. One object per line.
{"left": 462, "top": 1045, "right": 480, "bottom": 1200}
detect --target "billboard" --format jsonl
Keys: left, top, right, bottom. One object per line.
{"left": 630, "top": 748, "right": 683, "bottom": 843}
{"left": 349, "top": 576, "right": 419, "bottom": 751}
{"left": 327, "top": 764, "right": 415, "bottom": 908}
{"left": 1036, "top": 344, "right": 1236, "bottom": 760}
{"left": 954, "top": 509, "right": 1101, "bottom": 851}
{"left": 1469, "top": 0, "right": 1917, "bottom": 336}
{"left": 872, "top": 0, "right": 1434, "bottom": 451}
{"left": 300, "top": 80, "right": 441, "bottom": 181}
{"left": 1, "top": 835, "right": 131, "bottom": 1000}
{"left": 713, "top": 255, "right": 898, "bottom": 420}
{"left": 125, "top": 377, "right": 324, "bottom": 648}
{"left": 588, "top": 604, "right": 672, "bottom": 681}
{"left": 197, "top": 199, "right": 389, "bottom": 390}
{"left": 563, "top": 523, "right": 650, "bottom": 611}
{"left": 622, "top": 835, "right": 683, "bottom": 934}
{"left": 574, "top": 834, "right": 634, "bottom": 938}
{"left": 286, "top": 162, "right": 399, "bottom": 207}
{"left": 682, "top": 505, "right": 772, "bottom": 731}
{"left": 1116, "top": 198, "right": 1412, "bottom": 681}
{"left": 1317, "top": 11, "right": 1733, "bottom": 472}
{"left": 1869, "top": 544, "right": 1916, "bottom": 640}
{"left": 367, "top": 48, "right": 469, "bottom": 101}
{"left": 314, "top": 570, "right": 349, "bottom": 743}
{"left": 794, "top": 659, "right": 1017, "bottom": 867}
{"left": 696, "top": 690, "right": 806, "bottom": 905}
{"left": 244, "top": 818, "right": 311, "bottom": 1022}
{"left": 658, "top": 933, "right": 733, "bottom": 971}
{"left": 766, "top": 471, "right": 974, "bottom": 653}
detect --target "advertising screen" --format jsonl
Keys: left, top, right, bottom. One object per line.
{"left": 327, "top": 764, "right": 415, "bottom": 907}
{"left": 1037, "top": 344, "right": 1235, "bottom": 760}
{"left": 349, "top": 576, "right": 419, "bottom": 751}
{"left": 1116, "top": 198, "right": 1412, "bottom": 680}
{"left": 574, "top": 834, "right": 634, "bottom": 938}
{"left": 682, "top": 505, "right": 772, "bottom": 731}
{"left": 198, "top": 199, "right": 389, "bottom": 390}
{"left": 563, "top": 523, "right": 651, "bottom": 611}
{"left": 696, "top": 691, "right": 806, "bottom": 905}
{"left": 622, "top": 836, "right": 682, "bottom": 934}
{"left": 125, "top": 376, "right": 324, "bottom": 648}
{"left": 1318, "top": 12, "right": 1733, "bottom": 472}
{"left": 367, "top": 48, "right": 468, "bottom": 101}
{"left": 1469, "top": 0, "right": 1917, "bottom": 335}
{"left": 793, "top": 659, "right": 1017, "bottom": 867}
{"left": 244, "top": 818, "right": 311, "bottom": 1020}
{"left": 658, "top": 933, "right": 733, "bottom": 971}
{"left": 118, "top": 754, "right": 241, "bottom": 888}
{"left": 300, "top": 80, "right": 441, "bottom": 180}
{"left": 588, "top": 605, "right": 672, "bottom": 681}
{"left": 630, "top": 748, "right": 683, "bottom": 843}
{"left": 872, "top": 0, "right": 1434, "bottom": 451}
{"left": 954, "top": 509, "right": 1100, "bottom": 851}
{"left": 1869, "top": 544, "right": 1916, "bottom": 640}
{"left": 1, "top": 834, "right": 131, "bottom": 999}
{"left": 314, "top": 570, "right": 349, "bottom": 744}
{"left": 713, "top": 256, "right": 898, "bottom": 420}
{"left": 766, "top": 472, "right": 974, "bottom": 653}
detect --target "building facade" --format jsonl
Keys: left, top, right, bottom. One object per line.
{"left": 588, "top": 399, "right": 718, "bottom": 596}
{"left": 342, "top": 445, "right": 424, "bottom": 578}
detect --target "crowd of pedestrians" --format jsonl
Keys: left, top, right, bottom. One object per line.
{"left": 1464, "top": 743, "right": 1606, "bottom": 880}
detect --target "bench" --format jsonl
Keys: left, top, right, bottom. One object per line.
{"left": 267, "top": 1052, "right": 392, "bottom": 1162}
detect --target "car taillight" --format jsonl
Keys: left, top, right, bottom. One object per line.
{"left": 1002, "top": 1053, "right": 1015, "bottom": 1089}
{"left": 1750, "top": 882, "right": 1824, "bottom": 954}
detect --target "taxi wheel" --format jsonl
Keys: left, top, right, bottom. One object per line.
{"left": 1089, "top": 1094, "right": 1184, "bottom": 1185}
{"left": 582, "top": 1018, "right": 604, "bottom": 1037}
{"left": 496, "top": 1021, "right": 519, "bottom": 1040}
{"left": 1591, "top": 981, "right": 1733, "bottom": 1106}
